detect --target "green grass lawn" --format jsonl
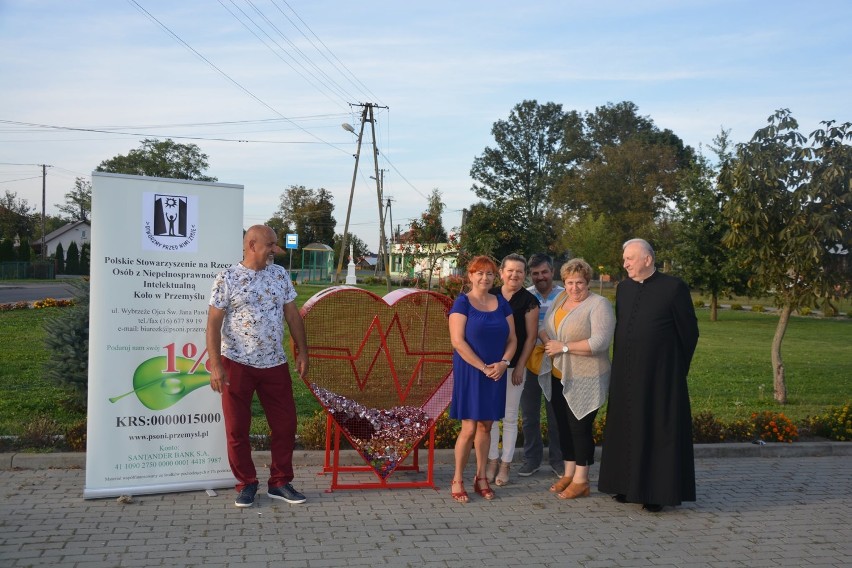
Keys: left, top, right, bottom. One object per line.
{"left": 1, "top": 285, "right": 849, "bottom": 438}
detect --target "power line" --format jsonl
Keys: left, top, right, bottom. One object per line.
{"left": 126, "top": 0, "right": 345, "bottom": 153}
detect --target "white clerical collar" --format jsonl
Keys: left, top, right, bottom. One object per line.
{"left": 637, "top": 268, "right": 656, "bottom": 284}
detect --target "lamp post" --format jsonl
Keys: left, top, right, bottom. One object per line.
{"left": 334, "top": 112, "right": 367, "bottom": 283}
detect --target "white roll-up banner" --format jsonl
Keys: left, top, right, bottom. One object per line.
{"left": 85, "top": 172, "right": 243, "bottom": 498}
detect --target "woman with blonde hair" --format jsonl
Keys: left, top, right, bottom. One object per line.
{"left": 539, "top": 259, "right": 614, "bottom": 499}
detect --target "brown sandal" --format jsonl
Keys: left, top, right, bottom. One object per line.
{"left": 557, "top": 481, "right": 590, "bottom": 499}
{"left": 549, "top": 475, "right": 573, "bottom": 493}
{"left": 451, "top": 480, "right": 469, "bottom": 503}
{"left": 473, "top": 476, "right": 495, "bottom": 500}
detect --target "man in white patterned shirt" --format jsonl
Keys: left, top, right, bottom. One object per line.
{"left": 206, "top": 225, "right": 309, "bottom": 507}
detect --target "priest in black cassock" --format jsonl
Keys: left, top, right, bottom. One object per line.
{"left": 598, "top": 238, "right": 699, "bottom": 512}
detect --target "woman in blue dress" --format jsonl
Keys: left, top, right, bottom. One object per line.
{"left": 448, "top": 256, "right": 516, "bottom": 502}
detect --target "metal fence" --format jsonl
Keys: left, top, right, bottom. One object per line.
{"left": 0, "top": 261, "right": 55, "bottom": 279}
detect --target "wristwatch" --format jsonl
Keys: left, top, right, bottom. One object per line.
{"left": 501, "top": 359, "right": 510, "bottom": 366}
{"left": 561, "top": 344, "right": 568, "bottom": 353}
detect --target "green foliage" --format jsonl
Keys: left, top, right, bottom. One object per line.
{"left": 65, "top": 241, "right": 80, "bottom": 274}
{"left": 433, "top": 410, "right": 460, "bottom": 448}
{"left": 805, "top": 403, "right": 851, "bottom": 441}
{"left": 730, "top": 303, "right": 743, "bottom": 310}
{"left": 42, "top": 279, "right": 89, "bottom": 407}
{"left": 557, "top": 212, "right": 621, "bottom": 275}
{"left": 0, "top": 238, "right": 15, "bottom": 262}
{"left": 297, "top": 409, "right": 328, "bottom": 450}
{"left": 799, "top": 306, "right": 812, "bottom": 316}
{"left": 54, "top": 242, "right": 65, "bottom": 274}
{"left": 751, "top": 410, "right": 798, "bottom": 443}
{"left": 79, "top": 243, "right": 90, "bottom": 275}
{"left": 722, "top": 419, "right": 753, "bottom": 442}
{"left": 0, "top": 190, "right": 34, "bottom": 240}
{"left": 17, "top": 238, "right": 32, "bottom": 261}
{"left": 751, "top": 304, "right": 765, "bottom": 313}
{"left": 692, "top": 411, "right": 725, "bottom": 443}
{"left": 96, "top": 138, "right": 217, "bottom": 181}
{"left": 436, "top": 275, "right": 464, "bottom": 300}
{"left": 269, "top": 186, "right": 336, "bottom": 270}
{"left": 64, "top": 419, "right": 87, "bottom": 451}
{"left": 56, "top": 177, "right": 91, "bottom": 222}
{"left": 694, "top": 299, "right": 705, "bottom": 308}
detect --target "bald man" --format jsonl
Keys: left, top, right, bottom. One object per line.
{"left": 598, "top": 238, "right": 699, "bottom": 512}
{"left": 206, "top": 225, "right": 309, "bottom": 507}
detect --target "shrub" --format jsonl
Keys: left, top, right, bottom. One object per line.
{"left": 751, "top": 410, "right": 798, "bottom": 443}
{"left": 693, "top": 299, "right": 705, "bottom": 308}
{"left": 297, "top": 409, "right": 328, "bottom": 450}
{"left": 16, "top": 415, "right": 62, "bottom": 450}
{"left": 693, "top": 411, "right": 725, "bottom": 443}
{"left": 592, "top": 414, "right": 606, "bottom": 445}
{"left": 798, "top": 306, "right": 812, "bottom": 316}
{"left": 805, "top": 403, "right": 851, "bottom": 441}
{"left": 433, "top": 410, "right": 460, "bottom": 448}
{"left": 730, "top": 303, "right": 743, "bottom": 311}
{"left": 65, "top": 419, "right": 87, "bottom": 451}
{"left": 43, "top": 279, "right": 90, "bottom": 407}
{"left": 822, "top": 305, "right": 837, "bottom": 317}
{"left": 436, "top": 275, "right": 465, "bottom": 300}
{"left": 722, "top": 419, "right": 753, "bottom": 442}
{"left": 751, "top": 304, "right": 764, "bottom": 313}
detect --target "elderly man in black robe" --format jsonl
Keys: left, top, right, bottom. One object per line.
{"left": 598, "top": 238, "right": 699, "bottom": 512}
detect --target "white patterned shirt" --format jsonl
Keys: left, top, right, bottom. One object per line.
{"left": 209, "top": 263, "right": 297, "bottom": 368}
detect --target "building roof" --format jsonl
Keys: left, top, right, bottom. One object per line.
{"left": 42, "top": 220, "right": 90, "bottom": 244}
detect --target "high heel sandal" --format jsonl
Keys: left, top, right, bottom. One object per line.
{"left": 494, "top": 462, "right": 511, "bottom": 486}
{"left": 485, "top": 458, "right": 499, "bottom": 483}
{"left": 549, "top": 475, "right": 573, "bottom": 493}
{"left": 451, "top": 480, "right": 468, "bottom": 503}
{"left": 556, "top": 481, "right": 590, "bottom": 500}
{"left": 473, "top": 476, "right": 495, "bottom": 500}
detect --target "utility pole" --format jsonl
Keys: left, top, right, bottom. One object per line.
{"left": 40, "top": 164, "right": 52, "bottom": 261}
{"left": 385, "top": 195, "right": 394, "bottom": 277}
{"left": 335, "top": 106, "right": 368, "bottom": 284}
{"left": 366, "top": 104, "right": 391, "bottom": 292}
{"left": 335, "top": 102, "right": 390, "bottom": 291}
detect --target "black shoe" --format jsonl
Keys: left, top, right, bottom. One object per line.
{"left": 268, "top": 483, "right": 306, "bottom": 504}
{"left": 612, "top": 493, "right": 627, "bottom": 503}
{"left": 235, "top": 482, "right": 258, "bottom": 508}
{"left": 642, "top": 503, "right": 663, "bottom": 512}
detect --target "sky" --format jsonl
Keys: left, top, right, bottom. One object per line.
{"left": 1, "top": 0, "right": 850, "bottom": 251}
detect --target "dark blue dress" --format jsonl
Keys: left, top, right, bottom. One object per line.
{"left": 449, "top": 293, "right": 513, "bottom": 420}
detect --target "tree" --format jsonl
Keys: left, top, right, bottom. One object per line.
{"left": 720, "top": 109, "right": 852, "bottom": 403}
{"left": 79, "top": 243, "right": 90, "bottom": 275}
{"left": 470, "top": 100, "right": 569, "bottom": 253}
{"left": 65, "top": 241, "right": 80, "bottom": 275}
{"left": 552, "top": 102, "right": 693, "bottom": 251}
{"left": 0, "top": 238, "right": 14, "bottom": 262}
{"left": 272, "top": 185, "right": 336, "bottom": 252}
{"left": 458, "top": 202, "right": 527, "bottom": 262}
{"left": 17, "top": 238, "right": 32, "bottom": 261}
{"left": 557, "top": 212, "right": 621, "bottom": 277}
{"left": 56, "top": 177, "right": 91, "bottom": 222}
{"left": 43, "top": 279, "right": 89, "bottom": 407}
{"left": 54, "top": 242, "right": 65, "bottom": 274}
{"left": 331, "top": 232, "right": 370, "bottom": 268}
{"left": 671, "top": 131, "right": 748, "bottom": 321}
{"left": 397, "top": 189, "right": 456, "bottom": 288}
{"left": 0, "top": 190, "right": 34, "bottom": 240}
{"left": 96, "top": 138, "right": 217, "bottom": 181}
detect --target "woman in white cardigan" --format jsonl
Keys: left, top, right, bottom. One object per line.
{"left": 539, "top": 258, "right": 615, "bottom": 499}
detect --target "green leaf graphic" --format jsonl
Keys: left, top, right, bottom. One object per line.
{"left": 109, "top": 356, "right": 211, "bottom": 410}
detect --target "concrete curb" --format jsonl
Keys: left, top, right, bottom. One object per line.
{"left": 3, "top": 442, "right": 849, "bottom": 470}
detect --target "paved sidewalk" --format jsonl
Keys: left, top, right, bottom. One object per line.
{"left": 1, "top": 448, "right": 850, "bottom": 567}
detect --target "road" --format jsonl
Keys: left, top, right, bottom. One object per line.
{"left": 0, "top": 280, "right": 79, "bottom": 304}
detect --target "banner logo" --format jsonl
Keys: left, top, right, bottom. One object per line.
{"left": 142, "top": 193, "right": 199, "bottom": 252}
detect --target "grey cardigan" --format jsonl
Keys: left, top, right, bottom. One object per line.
{"left": 537, "top": 291, "right": 615, "bottom": 419}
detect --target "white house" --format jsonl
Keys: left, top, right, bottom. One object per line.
{"left": 41, "top": 220, "right": 90, "bottom": 257}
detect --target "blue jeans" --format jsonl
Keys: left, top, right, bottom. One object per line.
{"left": 520, "top": 368, "right": 562, "bottom": 469}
